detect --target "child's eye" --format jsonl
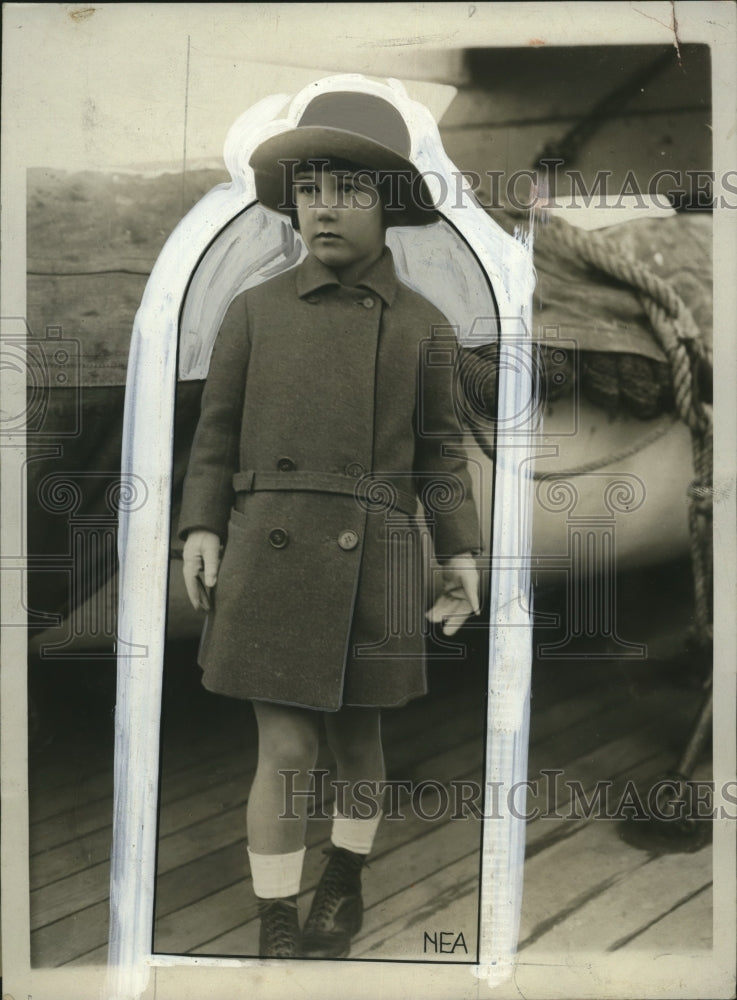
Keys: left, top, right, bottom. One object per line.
{"left": 294, "top": 182, "right": 318, "bottom": 196}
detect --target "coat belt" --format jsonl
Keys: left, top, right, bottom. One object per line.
{"left": 232, "top": 470, "right": 418, "bottom": 517}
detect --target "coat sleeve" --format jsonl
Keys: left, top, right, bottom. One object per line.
{"left": 413, "top": 320, "right": 481, "bottom": 561}
{"left": 178, "top": 294, "right": 250, "bottom": 541}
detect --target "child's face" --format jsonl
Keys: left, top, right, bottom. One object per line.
{"left": 293, "top": 165, "right": 386, "bottom": 285}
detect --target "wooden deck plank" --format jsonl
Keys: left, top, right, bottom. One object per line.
{"left": 31, "top": 779, "right": 245, "bottom": 889}
{"left": 29, "top": 749, "right": 244, "bottom": 855}
{"left": 617, "top": 882, "right": 712, "bottom": 951}
{"left": 156, "top": 840, "right": 248, "bottom": 919}
{"left": 33, "top": 646, "right": 654, "bottom": 845}
{"left": 28, "top": 690, "right": 250, "bottom": 824}
{"left": 525, "top": 751, "right": 675, "bottom": 861}
{"left": 30, "top": 858, "right": 110, "bottom": 932}
{"left": 31, "top": 695, "right": 486, "bottom": 955}
{"left": 29, "top": 761, "right": 114, "bottom": 827}
{"left": 521, "top": 830, "right": 712, "bottom": 954}
{"left": 528, "top": 691, "right": 620, "bottom": 746}
{"left": 29, "top": 721, "right": 233, "bottom": 825}
{"left": 31, "top": 824, "right": 112, "bottom": 890}
{"left": 31, "top": 679, "right": 480, "bottom": 861}
{"left": 352, "top": 855, "right": 479, "bottom": 961}
{"left": 153, "top": 723, "right": 486, "bottom": 873}
{"left": 31, "top": 898, "right": 110, "bottom": 969}
{"left": 39, "top": 739, "right": 685, "bottom": 967}
{"left": 33, "top": 794, "right": 252, "bottom": 932}
{"left": 63, "top": 942, "right": 110, "bottom": 968}
{"left": 187, "top": 909, "right": 258, "bottom": 959}
{"left": 376, "top": 888, "right": 479, "bottom": 962}
{"left": 32, "top": 778, "right": 251, "bottom": 920}
{"left": 519, "top": 822, "right": 651, "bottom": 950}
{"left": 155, "top": 738, "right": 486, "bottom": 953}
{"left": 382, "top": 680, "right": 486, "bottom": 738}
{"left": 69, "top": 845, "right": 714, "bottom": 968}
{"left": 31, "top": 662, "right": 670, "bottom": 870}
{"left": 571, "top": 847, "right": 711, "bottom": 953}
{"left": 154, "top": 865, "right": 295, "bottom": 953}
{"left": 191, "top": 817, "right": 482, "bottom": 960}
{"left": 30, "top": 755, "right": 233, "bottom": 858}
{"left": 605, "top": 877, "right": 713, "bottom": 952}
{"left": 32, "top": 762, "right": 250, "bottom": 887}
{"left": 524, "top": 694, "right": 691, "bottom": 803}
{"left": 32, "top": 674, "right": 629, "bottom": 892}
{"left": 152, "top": 704, "right": 486, "bottom": 892}
{"left": 525, "top": 737, "right": 675, "bottom": 840}
{"left": 30, "top": 654, "right": 708, "bottom": 968}
{"left": 29, "top": 700, "right": 671, "bottom": 954}
{"left": 517, "top": 752, "right": 676, "bottom": 945}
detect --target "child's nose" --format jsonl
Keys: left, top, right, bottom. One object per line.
{"left": 316, "top": 199, "right": 338, "bottom": 220}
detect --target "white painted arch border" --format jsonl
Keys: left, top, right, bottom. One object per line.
{"left": 108, "top": 73, "right": 536, "bottom": 1000}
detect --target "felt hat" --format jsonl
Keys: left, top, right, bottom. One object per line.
{"left": 248, "top": 91, "right": 439, "bottom": 227}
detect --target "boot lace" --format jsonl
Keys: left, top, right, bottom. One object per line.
{"left": 259, "top": 898, "right": 299, "bottom": 955}
{"left": 311, "top": 848, "right": 365, "bottom": 913}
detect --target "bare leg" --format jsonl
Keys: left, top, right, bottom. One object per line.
{"left": 302, "top": 706, "right": 385, "bottom": 957}
{"left": 324, "top": 706, "right": 385, "bottom": 818}
{"left": 248, "top": 700, "right": 321, "bottom": 855}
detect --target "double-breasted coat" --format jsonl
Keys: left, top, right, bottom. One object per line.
{"left": 178, "top": 247, "right": 480, "bottom": 711}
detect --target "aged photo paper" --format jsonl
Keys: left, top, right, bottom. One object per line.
{"left": 2, "top": 3, "right": 736, "bottom": 1000}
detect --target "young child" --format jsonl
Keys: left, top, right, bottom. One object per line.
{"left": 179, "top": 90, "right": 481, "bottom": 959}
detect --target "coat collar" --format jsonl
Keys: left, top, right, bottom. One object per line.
{"left": 296, "top": 247, "right": 398, "bottom": 306}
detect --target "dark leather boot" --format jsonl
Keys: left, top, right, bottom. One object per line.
{"left": 302, "top": 847, "right": 366, "bottom": 958}
{"left": 257, "top": 895, "right": 300, "bottom": 958}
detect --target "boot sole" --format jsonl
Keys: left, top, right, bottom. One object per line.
{"left": 302, "top": 898, "right": 363, "bottom": 958}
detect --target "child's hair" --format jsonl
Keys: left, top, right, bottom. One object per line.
{"left": 287, "top": 156, "right": 413, "bottom": 229}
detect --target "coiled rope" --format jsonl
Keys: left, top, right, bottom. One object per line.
{"left": 545, "top": 217, "right": 713, "bottom": 646}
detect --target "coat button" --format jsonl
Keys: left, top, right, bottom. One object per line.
{"left": 345, "top": 461, "right": 365, "bottom": 478}
{"left": 268, "top": 527, "right": 289, "bottom": 548}
{"left": 277, "top": 456, "right": 296, "bottom": 472}
{"left": 337, "top": 529, "right": 359, "bottom": 551}
{"left": 360, "top": 296, "right": 375, "bottom": 309}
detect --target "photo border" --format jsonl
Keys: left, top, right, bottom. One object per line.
{"left": 2, "top": 5, "right": 735, "bottom": 999}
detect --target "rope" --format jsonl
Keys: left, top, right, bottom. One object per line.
{"left": 549, "top": 219, "right": 711, "bottom": 429}
{"left": 688, "top": 422, "right": 714, "bottom": 643}
{"left": 545, "top": 216, "right": 713, "bottom": 648}
{"left": 532, "top": 413, "right": 678, "bottom": 479}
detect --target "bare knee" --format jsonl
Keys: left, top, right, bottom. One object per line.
{"left": 326, "top": 708, "right": 382, "bottom": 768}
{"left": 253, "top": 701, "right": 320, "bottom": 771}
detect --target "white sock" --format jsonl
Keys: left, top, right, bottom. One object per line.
{"left": 248, "top": 846, "right": 305, "bottom": 898}
{"left": 331, "top": 811, "right": 383, "bottom": 855}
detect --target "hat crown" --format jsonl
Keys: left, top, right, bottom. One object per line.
{"left": 248, "top": 87, "right": 438, "bottom": 226}
{"left": 296, "top": 92, "right": 411, "bottom": 158}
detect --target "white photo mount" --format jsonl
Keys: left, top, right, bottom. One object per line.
{"left": 109, "top": 74, "right": 536, "bottom": 1000}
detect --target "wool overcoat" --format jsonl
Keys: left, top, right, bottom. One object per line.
{"left": 179, "top": 248, "right": 480, "bottom": 711}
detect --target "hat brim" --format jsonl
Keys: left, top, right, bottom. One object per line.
{"left": 249, "top": 126, "right": 439, "bottom": 227}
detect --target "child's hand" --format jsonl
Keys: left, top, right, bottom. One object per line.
{"left": 426, "top": 552, "right": 481, "bottom": 637}
{"left": 182, "top": 530, "right": 221, "bottom": 612}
